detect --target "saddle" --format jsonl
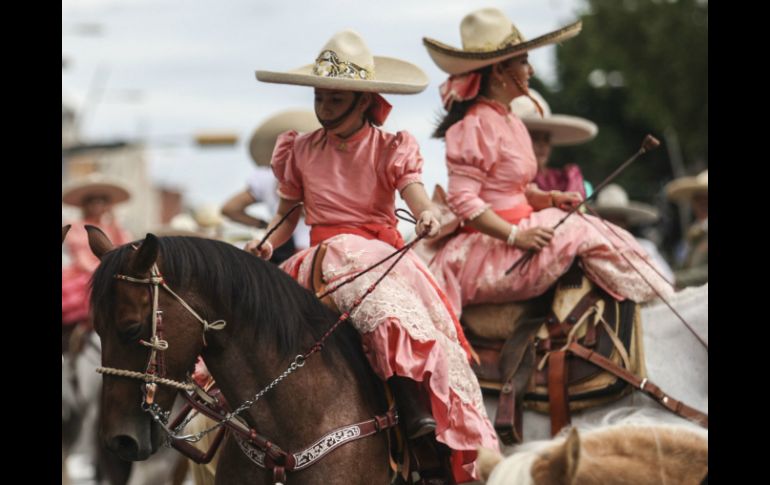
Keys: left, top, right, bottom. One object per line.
{"left": 463, "top": 262, "right": 646, "bottom": 444}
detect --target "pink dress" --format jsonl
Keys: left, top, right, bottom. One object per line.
{"left": 534, "top": 164, "right": 588, "bottom": 199}
{"left": 62, "top": 220, "right": 132, "bottom": 325}
{"left": 271, "top": 124, "right": 499, "bottom": 482}
{"left": 429, "top": 99, "right": 673, "bottom": 316}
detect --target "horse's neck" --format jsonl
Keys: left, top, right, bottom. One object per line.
{"left": 204, "top": 325, "right": 377, "bottom": 449}
{"left": 641, "top": 284, "right": 708, "bottom": 413}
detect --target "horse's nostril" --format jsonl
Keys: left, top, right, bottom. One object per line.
{"left": 108, "top": 435, "right": 139, "bottom": 459}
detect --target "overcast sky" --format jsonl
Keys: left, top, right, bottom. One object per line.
{"left": 63, "top": 0, "right": 587, "bottom": 229}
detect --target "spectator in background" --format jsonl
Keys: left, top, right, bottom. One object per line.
{"left": 222, "top": 110, "right": 318, "bottom": 264}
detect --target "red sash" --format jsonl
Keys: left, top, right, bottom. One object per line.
{"left": 310, "top": 224, "right": 405, "bottom": 249}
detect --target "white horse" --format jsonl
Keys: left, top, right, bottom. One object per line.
{"left": 483, "top": 283, "right": 708, "bottom": 445}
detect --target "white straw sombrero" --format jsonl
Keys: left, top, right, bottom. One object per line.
{"left": 257, "top": 29, "right": 428, "bottom": 94}
{"left": 423, "top": 8, "right": 582, "bottom": 75}
{"left": 62, "top": 173, "right": 131, "bottom": 207}
{"left": 249, "top": 110, "right": 320, "bottom": 167}
{"left": 510, "top": 89, "right": 598, "bottom": 146}
{"left": 665, "top": 170, "right": 708, "bottom": 203}
{"left": 589, "top": 184, "right": 659, "bottom": 226}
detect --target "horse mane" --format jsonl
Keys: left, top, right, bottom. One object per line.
{"left": 91, "top": 237, "right": 379, "bottom": 396}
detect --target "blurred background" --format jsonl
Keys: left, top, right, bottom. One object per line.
{"left": 61, "top": 1, "right": 707, "bottom": 483}
{"left": 64, "top": 0, "right": 707, "bottom": 251}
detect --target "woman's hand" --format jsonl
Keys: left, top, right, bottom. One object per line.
{"left": 245, "top": 239, "right": 273, "bottom": 260}
{"left": 513, "top": 226, "right": 554, "bottom": 251}
{"left": 552, "top": 191, "right": 583, "bottom": 211}
{"left": 416, "top": 209, "right": 441, "bottom": 239}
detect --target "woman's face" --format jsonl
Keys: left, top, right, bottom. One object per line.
{"left": 500, "top": 54, "right": 535, "bottom": 98}
{"left": 82, "top": 195, "right": 110, "bottom": 220}
{"left": 313, "top": 88, "right": 369, "bottom": 136}
{"left": 529, "top": 130, "right": 552, "bottom": 170}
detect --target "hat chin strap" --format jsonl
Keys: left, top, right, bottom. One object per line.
{"left": 316, "top": 92, "right": 363, "bottom": 130}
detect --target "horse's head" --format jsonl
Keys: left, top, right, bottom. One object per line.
{"left": 87, "top": 226, "right": 206, "bottom": 461}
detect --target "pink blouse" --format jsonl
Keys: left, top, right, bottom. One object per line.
{"left": 271, "top": 124, "right": 423, "bottom": 227}
{"left": 445, "top": 98, "right": 538, "bottom": 221}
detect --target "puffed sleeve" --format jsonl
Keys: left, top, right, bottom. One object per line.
{"left": 385, "top": 131, "right": 423, "bottom": 192}
{"left": 444, "top": 116, "right": 498, "bottom": 220}
{"left": 270, "top": 130, "right": 303, "bottom": 201}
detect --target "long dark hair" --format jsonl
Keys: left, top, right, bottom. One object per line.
{"left": 432, "top": 66, "right": 492, "bottom": 139}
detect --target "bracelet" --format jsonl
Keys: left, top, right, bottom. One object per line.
{"left": 506, "top": 224, "right": 519, "bottom": 246}
{"left": 549, "top": 191, "right": 557, "bottom": 207}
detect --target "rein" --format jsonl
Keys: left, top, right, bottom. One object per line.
{"left": 97, "top": 213, "right": 428, "bottom": 482}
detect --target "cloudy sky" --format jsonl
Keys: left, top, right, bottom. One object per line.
{"left": 63, "top": 0, "right": 587, "bottom": 228}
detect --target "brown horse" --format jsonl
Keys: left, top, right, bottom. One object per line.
{"left": 87, "top": 226, "right": 393, "bottom": 485}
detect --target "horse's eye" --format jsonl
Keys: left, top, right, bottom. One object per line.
{"left": 119, "top": 322, "right": 144, "bottom": 342}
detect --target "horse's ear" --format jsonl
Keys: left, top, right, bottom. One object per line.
{"left": 476, "top": 447, "right": 503, "bottom": 482}
{"left": 531, "top": 427, "right": 582, "bottom": 485}
{"left": 62, "top": 225, "right": 71, "bottom": 245}
{"left": 564, "top": 427, "right": 581, "bottom": 483}
{"left": 131, "top": 234, "right": 160, "bottom": 273}
{"left": 86, "top": 225, "right": 114, "bottom": 259}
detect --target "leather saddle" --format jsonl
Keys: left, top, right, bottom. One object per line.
{"left": 462, "top": 262, "right": 644, "bottom": 444}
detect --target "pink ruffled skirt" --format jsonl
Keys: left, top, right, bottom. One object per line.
{"left": 429, "top": 208, "right": 675, "bottom": 316}
{"left": 281, "top": 234, "right": 499, "bottom": 482}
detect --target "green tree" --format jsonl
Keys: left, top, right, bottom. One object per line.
{"left": 538, "top": 0, "right": 707, "bottom": 203}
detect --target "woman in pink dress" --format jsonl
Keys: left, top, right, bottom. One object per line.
{"left": 62, "top": 174, "right": 133, "bottom": 352}
{"left": 246, "top": 30, "right": 499, "bottom": 483}
{"left": 422, "top": 8, "right": 674, "bottom": 316}
{"left": 510, "top": 89, "right": 597, "bottom": 200}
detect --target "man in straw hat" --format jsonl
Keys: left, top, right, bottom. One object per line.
{"left": 423, "top": 8, "right": 673, "bottom": 319}
{"left": 590, "top": 184, "right": 674, "bottom": 283}
{"left": 665, "top": 170, "right": 708, "bottom": 288}
{"left": 248, "top": 28, "right": 499, "bottom": 482}
{"left": 62, "top": 173, "right": 133, "bottom": 353}
{"left": 510, "top": 89, "right": 598, "bottom": 199}
{"left": 222, "top": 110, "right": 319, "bottom": 263}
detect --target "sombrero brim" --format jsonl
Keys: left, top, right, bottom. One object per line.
{"left": 666, "top": 178, "right": 708, "bottom": 203}
{"left": 249, "top": 111, "right": 321, "bottom": 167}
{"left": 62, "top": 182, "right": 130, "bottom": 207}
{"left": 590, "top": 202, "right": 659, "bottom": 226}
{"left": 423, "top": 20, "right": 582, "bottom": 75}
{"left": 256, "top": 56, "right": 428, "bottom": 94}
{"left": 519, "top": 114, "right": 597, "bottom": 146}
